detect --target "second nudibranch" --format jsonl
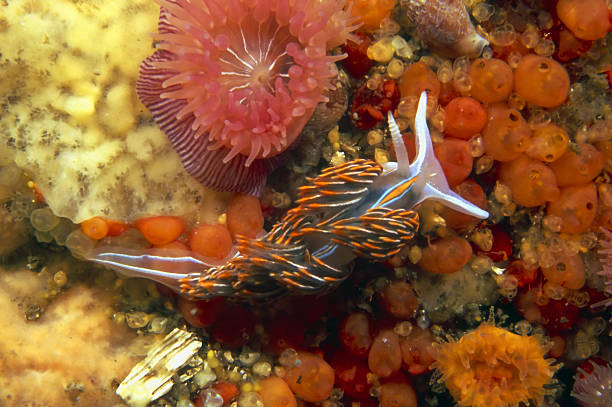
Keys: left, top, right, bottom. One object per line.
{"left": 88, "top": 91, "right": 489, "bottom": 300}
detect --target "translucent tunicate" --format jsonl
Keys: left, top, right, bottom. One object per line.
{"left": 278, "top": 348, "right": 299, "bottom": 367}
{"left": 201, "top": 389, "right": 224, "bottom": 407}
{"left": 543, "top": 281, "right": 567, "bottom": 300}
{"left": 437, "top": 61, "right": 453, "bottom": 83}
{"left": 238, "top": 391, "right": 264, "bottom": 407}
{"left": 514, "top": 320, "right": 533, "bottom": 336}
{"left": 471, "top": 255, "right": 493, "bottom": 275}
{"left": 65, "top": 229, "right": 97, "bottom": 258}
{"left": 490, "top": 23, "right": 517, "bottom": 47}
{"left": 481, "top": 46, "right": 493, "bottom": 60}
{"left": 534, "top": 38, "right": 555, "bottom": 57}
{"left": 50, "top": 218, "right": 76, "bottom": 246}
{"left": 53, "top": 270, "right": 67, "bottom": 287}
{"left": 507, "top": 51, "right": 523, "bottom": 69}
{"left": 387, "top": 58, "right": 405, "bottom": 79}
{"left": 472, "top": 2, "right": 495, "bottom": 22}
{"left": 520, "top": 24, "right": 541, "bottom": 49}
{"left": 176, "top": 400, "right": 195, "bottom": 407}
{"left": 149, "top": 317, "right": 169, "bottom": 334}
{"left": 497, "top": 275, "right": 518, "bottom": 299}
{"left": 494, "top": 182, "right": 513, "bottom": 205}
{"left": 125, "top": 311, "right": 151, "bottom": 329}
{"left": 468, "top": 135, "right": 485, "bottom": 157}
{"left": 475, "top": 155, "right": 494, "bottom": 174}
{"left": 30, "top": 207, "right": 60, "bottom": 232}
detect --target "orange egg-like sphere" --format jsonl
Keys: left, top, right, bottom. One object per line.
{"left": 380, "top": 280, "right": 419, "bottom": 319}
{"left": 444, "top": 97, "right": 488, "bottom": 139}
{"left": 368, "top": 329, "right": 402, "bottom": 377}
{"left": 541, "top": 253, "right": 585, "bottom": 290}
{"left": 258, "top": 376, "right": 298, "bottom": 407}
{"left": 439, "top": 179, "right": 487, "bottom": 230}
{"left": 284, "top": 352, "right": 335, "bottom": 402}
{"left": 468, "top": 58, "right": 514, "bottom": 104}
{"left": 189, "top": 223, "right": 233, "bottom": 260}
{"left": 547, "top": 183, "right": 597, "bottom": 234}
{"left": 379, "top": 382, "right": 418, "bottom": 407}
{"left": 557, "top": 0, "right": 610, "bottom": 41}
{"left": 418, "top": 235, "right": 472, "bottom": 274}
{"left": 526, "top": 124, "right": 570, "bottom": 163}
{"left": 399, "top": 327, "right": 437, "bottom": 375}
{"left": 499, "top": 155, "right": 560, "bottom": 207}
{"left": 226, "top": 193, "right": 264, "bottom": 239}
{"left": 81, "top": 217, "right": 109, "bottom": 240}
{"left": 347, "top": 0, "right": 396, "bottom": 32}
{"left": 548, "top": 143, "right": 605, "bottom": 186}
{"left": 399, "top": 62, "right": 441, "bottom": 109}
{"left": 135, "top": 215, "right": 186, "bottom": 246}
{"left": 514, "top": 55, "right": 570, "bottom": 108}
{"left": 482, "top": 107, "right": 531, "bottom": 162}
{"left": 434, "top": 137, "right": 473, "bottom": 187}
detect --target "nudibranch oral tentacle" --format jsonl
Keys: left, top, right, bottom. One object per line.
{"left": 87, "top": 91, "right": 489, "bottom": 299}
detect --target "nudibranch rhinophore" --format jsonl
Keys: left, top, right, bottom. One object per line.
{"left": 88, "top": 92, "right": 489, "bottom": 300}
{"left": 137, "top": 0, "right": 359, "bottom": 194}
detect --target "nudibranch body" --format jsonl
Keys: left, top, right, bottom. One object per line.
{"left": 88, "top": 92, "right": 488, "bottom": 299}
{"left": 138, "top": 0, "right": 359, "bottom": 194}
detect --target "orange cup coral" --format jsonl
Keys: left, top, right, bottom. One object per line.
{"left": 435, "top": 324, "right": 557, "bottom": 407}
{"left": 138, "top": 0, "right": 358, "bottom": 194}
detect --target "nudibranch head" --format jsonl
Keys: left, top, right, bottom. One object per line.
{"left": 138, "top": 0, "right": 359, "bottom": 194}
{"left": 385, "top": 91, "right": 489, "bottom": 220}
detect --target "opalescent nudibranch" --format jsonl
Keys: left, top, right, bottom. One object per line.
{"left": 88, "top": 91, "right": 488, "bottom": 299}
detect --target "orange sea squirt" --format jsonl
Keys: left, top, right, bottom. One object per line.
{"left": 433, "top": 137, "right": 473, "bottom": 188}
{"left": 226, "top": 193, "right": 264, "bottom": 239}
{"left": 134, "top": 215, "right": 186, "bottom": 246}
{"left": 547, "top": 183, "right": 597, "bottom": 234}
{"left": 514, "top": 55, "right": 570, "bottom": 108}
{"left": 418, "top": 235, "right": 472, "bottom": 274}
{"left": 482, "top": 106, "right": 531, "bottom": 162}
{"left": 541, "top": 253, "right": 585, "bottom": 290}
{"left": 435, "top": 324, "right": 557, "bottom": 407}
{"left": 526, "top": 123, "right": 570, "bottom": 163}
{"left": 284, "top": 352, "right": 335, "bottom": 403}
{"left": 258, "top": 376, "right": 297, "bottom": 407}
{"left": 468, "top": 58, "right": 513, "bottom": 104}
{"left": 81, "top": 217, "right": 109, "bottom": 240}
{"left": 499, "top": 155, "right": 560, "bottom": 207}
{"left": 347, "top": 0, "right": 396, "bottom": 32}
{"left": 399, "top": 62, "right": 441, "bottom": 113}
{"left": 189, "top": 223, "right": 233, "bottom": 260}
{"left": 439, "top": 179, "right": 487, "bottom": 230}
{"left": 556, "top": 0, "right": 611, "bottom": 41}
{"left": 548, "top": 143, "right": 605, "bottom": 187}
{"left": 443, "top": 96, "right": 488, "bottom": 139}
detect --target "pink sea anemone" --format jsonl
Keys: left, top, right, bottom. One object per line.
{"left": 138, "top": 0, "right": 359, "bottom": 193}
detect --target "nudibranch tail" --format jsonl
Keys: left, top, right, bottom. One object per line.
{"left": 86, "top": 247, "right": 224, "bottom": 293}
{"left": 394, "top": 91, "right": 489, "bottom": 220}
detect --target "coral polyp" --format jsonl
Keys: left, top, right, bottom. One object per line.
{"left": 435, "top": 324, "right": 557, "bottom": 407}
{"left": 138, "top": 0, "right": 359, "bottom": 193}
